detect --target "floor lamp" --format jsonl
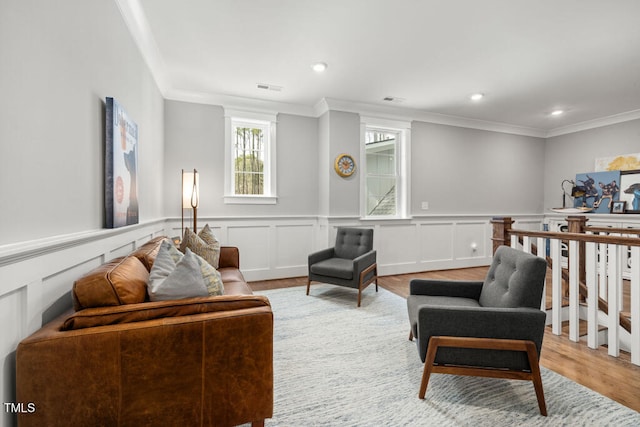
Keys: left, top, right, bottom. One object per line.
{"left": 182, "top": 169, "right": 199, "bottom": 237}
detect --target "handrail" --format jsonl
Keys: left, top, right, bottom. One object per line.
{"left": 585, "top": 225, "right": 640, "bottom": 235}
{"left": 509, "top": 229, "right": 640, "bottom": 246}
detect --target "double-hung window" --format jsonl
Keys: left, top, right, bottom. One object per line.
{"left": 361, "top": 117, "right": 411, "bottom": 218}
{"left": 224, "top": 109, "right": 277, "bottom": 204}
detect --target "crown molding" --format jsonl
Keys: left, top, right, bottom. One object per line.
{"left": 115, "top": 0, "right": 169, "bottom": 94}
{"left": 164, "top": 89, "right": 317, "bottom": 118}
{"left": 545, "top": 108, "right": 640, "bottom": 138}
{"left": 317, "top": 98, "right": 547, "bottom": 138}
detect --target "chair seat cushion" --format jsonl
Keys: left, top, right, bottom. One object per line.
{"left": 310, "top": 258, "right": 354, "bottom": 280}
{"left": 407, "top": 295, "right": 480, "bottom": 335}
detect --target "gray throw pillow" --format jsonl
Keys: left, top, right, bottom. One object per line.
{"left": 148, "top": 247, "right": 208, "bottom": 302}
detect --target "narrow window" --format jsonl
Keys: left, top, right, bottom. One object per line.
{"left": 361, "top": 117, "right": 411, "bottom": 218}
{"left": 224, "top": 109, "right": 277, "bottom": 204}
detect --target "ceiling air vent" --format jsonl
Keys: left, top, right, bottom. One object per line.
{"left": 383, "top": 96, "right": 405, "bottom": 103}
{"left": 257, "top": 83, "right": 283, "bottom": 92}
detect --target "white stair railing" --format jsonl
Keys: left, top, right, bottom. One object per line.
{"left": 507, "top": 226, "right": 640, "bottom": 366}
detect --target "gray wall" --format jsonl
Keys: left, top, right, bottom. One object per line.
{"left": 163, "top": 100, "right": 319, "bottom": 219}
{"left": 412, "top": 122, "right": 546, "bottom": 215}
{"left": 544, "top": 119, "right": 640, "bottom": 210}
{"left": 0, "top": 0, "right": 165, "bottom": 246}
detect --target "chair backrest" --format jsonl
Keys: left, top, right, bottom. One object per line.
{"left": 334, "top": 228, "right": 374, "bottom": 259}
{"left": 479, "top": 245, "right": 547, "bottom": 309}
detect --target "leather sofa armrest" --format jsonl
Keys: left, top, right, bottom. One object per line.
{"left": 219, "top": 246, "right": 240, "bottom": 269}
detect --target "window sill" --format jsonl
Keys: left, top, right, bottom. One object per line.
{"left": 224, "top": 195, "right": 278, "bottom": 205}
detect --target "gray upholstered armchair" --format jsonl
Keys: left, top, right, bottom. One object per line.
{"left": 407, "top": 245, "right": 548, "bottom": 415}
{"left": 307, "top": 227, "right": 377, "bottom": 307}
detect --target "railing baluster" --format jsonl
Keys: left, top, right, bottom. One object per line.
{"left": 599, "top": 240, "right": 608, "bottom": 301}
{"left": 586, "top": 240, "right": 598, "bottom": 349}
{"left": 510, "top": 234, "right": 518, "bottom": 248}
{"left": 569, "top": 240, "right": 580, "bottom": 342}
{"left": 631, "top": 246, "right": 640, "bottom": 366}
{"left": 522, "top": 236, "right": 531, "bottom": 253}
{"left": 608, "top": 243, "right": 622, "bottom": 357}
{"left": 551, "top": 238, "right": 563, "bottom": 335}
{"left": 537, "top": 237, "right": 547, "bottom": 311}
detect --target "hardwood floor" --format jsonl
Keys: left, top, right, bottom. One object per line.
{"left": 250, "top": 267, "right": 640, "bottom": 413}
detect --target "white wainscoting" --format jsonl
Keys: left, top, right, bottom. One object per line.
{"left": 169, "top": 215, "right": 541, "bottom": 281}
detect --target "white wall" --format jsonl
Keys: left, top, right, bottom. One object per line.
{"left": 544, "top": 118, "right": 640, "bottom": 210}
{"left": 0, "top": 1, "right": 165, "bottom": 425}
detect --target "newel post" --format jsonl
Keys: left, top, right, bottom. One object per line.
{"left": 566, "top": 215, "right": 588, "bottom": 286}
{"left": 491, "top": 217, "right": 514, "bottom": 255}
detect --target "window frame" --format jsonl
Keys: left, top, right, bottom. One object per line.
{"left": 360, "top": 116, "right": 411, "bottom": 219}
{"left": 224, "top": 109, "right": 277, "bottom": 204}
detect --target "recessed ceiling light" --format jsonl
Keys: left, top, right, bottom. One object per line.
{"left": 311, "top": 62, "right": 328, "bottom": 73}
{"left": 470, "top": 93, "right": 484, "bottom": 101}
{"left": 551, "top": 110, "right": 564, "bottom": 116}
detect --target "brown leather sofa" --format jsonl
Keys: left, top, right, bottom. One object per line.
{"left": 16, "top": 237, "right": 273, "bottom": 427}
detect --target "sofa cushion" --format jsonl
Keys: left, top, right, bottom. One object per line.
{"left": 130, "top": 236, "right": 166, "bottom": 271}
{"left": 73, "top": 256, "right": 149, "bottom": 311}
{"left": 180, "top": 226, "right": 220, "bottom": 269}
{"left": 222, "top": 280, "right": 253, "bottom": 295}
{"left": 309, "top": 258, "right": 353, "bottom": 280}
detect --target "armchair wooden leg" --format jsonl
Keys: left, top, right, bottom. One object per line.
{"left": 409, "top": 330, "right": 413, "bottom": 341}
{"left": 418, "top": 336, "right": 547, "bottom": 416}
{"left": 419, "top": 337, "right": 439, "bottom": 399}
{"left": 306, "top": 278, "right": 311, "bottom": 295}
{"left": 525, "top": 341, "right": 548, "bottom": 416}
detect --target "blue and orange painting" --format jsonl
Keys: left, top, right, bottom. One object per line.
{"left": 574, "top": 171, "right": 621, "bottom": 213}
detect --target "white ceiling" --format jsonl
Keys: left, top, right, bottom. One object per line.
{"left": 122, "top": 0, "right": 640, "bottom": 137}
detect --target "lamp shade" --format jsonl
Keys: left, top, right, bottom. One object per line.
{"left": 182, "top": 170, "right": 199, "bottom": 208}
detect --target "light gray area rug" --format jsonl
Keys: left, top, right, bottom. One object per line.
{"left": 256, "top": 284, "right": 640, "bottom": 426}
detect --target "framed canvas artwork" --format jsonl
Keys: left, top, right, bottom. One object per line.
{"left": 105, "top": 97, "right": 139, "bottom": 228}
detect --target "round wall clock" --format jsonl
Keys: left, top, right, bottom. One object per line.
{"left": 334, "top": 153, "right": 356, "bottom": 177}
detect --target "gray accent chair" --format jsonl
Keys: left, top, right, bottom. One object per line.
{"left": 307, "top": 227, "right": 377, "bottom": 307}
{"left": 407, "top": 245, "right": 548, "bottom": 415}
